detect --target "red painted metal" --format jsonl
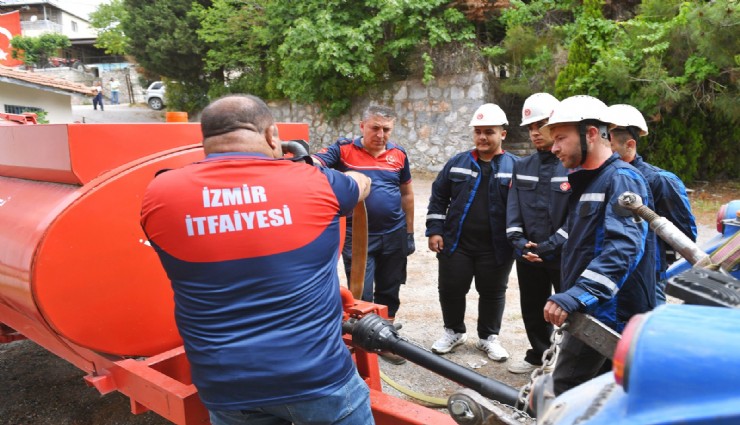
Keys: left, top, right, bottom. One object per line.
{"left": 0, "top": 122, "right": 456, "bottom": 425}
{"left": 0, "top": 112, "right": 37, "bottom": 125}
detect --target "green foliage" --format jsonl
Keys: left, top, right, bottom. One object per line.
{"left": 484, "top": 0, "right": 573, "bottom": 95}
{"left": 643, "top": 112, "right": 704, "bottom": 182}
{"left": 491, "top": 0, "right": 739, "bottom": 181}
{"left": 163, "top": 79, "right": 210, "bottom": 115}
{"left": 122, "top": 0, "right": 213, "bottom": 82}
{"left": 554, "top": 0, "right": 616, "bottom": 98}
{"left": 34, "top": 110, "right": 48, "bottom": 124}
{"left": 191, "top": 0, "right": 277, "bottom": 100}
{"left": 193, "top": 0, "right": 475, "bottom": 117}
{"left": 89, "top": 0, "right": 128, "bottom": 55}
{"left": 9, "top": 33, "right": 70, "bottom": 68}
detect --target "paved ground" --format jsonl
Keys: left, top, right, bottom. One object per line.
{"left": 72, "top": 103, "right": 167, "bottom": 124}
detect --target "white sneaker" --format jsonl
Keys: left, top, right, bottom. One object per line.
{"left": 507, "top": 359, "right": 538, "bottom": 374}
{"left": 431, "top": 328, "right": 467, "bottom": 354}
{"left": 475, "top": 335, "right": 509, "bottom": 362}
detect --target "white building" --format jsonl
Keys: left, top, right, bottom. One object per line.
{"left": 0, "top": 0, "right": 96, "bottom": 39}
{"left": 0, "top": 64, "right": 94, "bottom": 123}
{"left": 0, "top": 1, "right": 122, "bottom": 69}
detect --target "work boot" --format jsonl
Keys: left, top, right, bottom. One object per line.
{"left": 475, "top": 335, "right": 509, "bottom": 362}
{"left": 431, "top": 328, "right": 467, "bottom": 354}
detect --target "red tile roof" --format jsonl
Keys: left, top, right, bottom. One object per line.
{"left": 0, "top": 65, "right": 95, "bottom": 96}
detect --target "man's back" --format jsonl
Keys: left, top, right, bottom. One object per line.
{"left": 141, "top": 154, "right": 359, "bottom": 410}
{"left": 631, "top": 155, "right": 697, "bottom": 267}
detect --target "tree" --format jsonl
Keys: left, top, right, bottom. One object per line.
{"left": 122, "top": 0, "right": 214, "bottom": 113}
{"left": 485, "top": 0, "right": 739, "bottom": 181}
{"left": 193, "top": 0, "right": 476, "bottom": 116}
{"left": 10, "top": 33, "right": 70, "bottom": 68}
{"left": 481, "top": 0, "right": 575, "bottom": 96}
{"left": 553, "top": 0, "right": 615, "bottom": 98}
{"left": 122, "top": 0, "right": 212, "bottom": 82}
{"left": 89, "top": 0, "right": 128, "bottom": 56}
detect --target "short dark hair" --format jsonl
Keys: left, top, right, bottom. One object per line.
{"left": 362, "top": 105, "right": 396, "bottom": 121}
{"left": 201, "top": 94, "right": 274, "bottom": 139}
{"left": 610, "top": 128, "right": 631, "bottom": 144}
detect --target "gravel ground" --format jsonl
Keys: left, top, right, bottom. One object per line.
{"left": 0, "top": 107, "right": 728, "bottom": 423}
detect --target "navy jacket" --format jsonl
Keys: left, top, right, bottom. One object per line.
{"left": 555, "top": 154, "right": 656, "bottom": 332}
{"left": 631, "top": 155, "right": 697, "bottom": 276}
{"left": 506, "top": 150, "right": 570, "bottom": 269}
{"left": 426, "top": 150, "right": 519, "bottom": 266}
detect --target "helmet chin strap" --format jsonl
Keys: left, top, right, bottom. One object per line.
{"left": 578, "top": 123, "right": 589, "bottom": 165}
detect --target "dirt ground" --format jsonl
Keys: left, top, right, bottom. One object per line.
{"left": 1, "top": 163, "right": 738, "bottom": 423}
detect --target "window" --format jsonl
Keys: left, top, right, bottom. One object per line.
{"left": 71, "top": 21, "right": 78, "bottom": 32}
{"left": 4, "top": 105, "right": 43, "bottom": 114}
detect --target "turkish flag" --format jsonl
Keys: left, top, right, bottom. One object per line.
{"left": 0, "top": 11, "right": 23, "bottom": 67}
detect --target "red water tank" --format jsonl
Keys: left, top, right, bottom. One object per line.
{"left": 0, "top": 122, "right": 309, "bottom": 359}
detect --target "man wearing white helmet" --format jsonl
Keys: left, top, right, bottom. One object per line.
{"left": 426, "top": 103, "right": 519, "bottom": 362}
{"left": 540, "top": 95, "right": 656, "bottom": 395}
{"left": 505, "top": 93, "right": 570, "bottom": 374}
{"left": 607, "top": 104, "right": 697, "bottom": 304}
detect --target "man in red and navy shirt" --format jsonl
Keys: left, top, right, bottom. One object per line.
{"left": 141, "top": 95, "right": 373, "bottom": 425}
{"left": 313, "top": 105, "right": 414, "bottom": 365}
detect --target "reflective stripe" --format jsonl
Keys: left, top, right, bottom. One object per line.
{"left": 580, "top": 193, "right": 605, "bottom": 202}
{"left": 495, "top": 172, "right": 512, "bottom": 179}
{"left": 427, "top": 214, "right": 446, "bottom": 220}
{"left": 517, "top": 174, "right": 539, "bottom": 182}
{"left": 551, "top": 176, "right": 568, "bottom": 183}
{"left": 506, "top": 226, "right": 523, "bottom": 234}
{"left": 556, "top": 228, "right": 568, "bottom": 239}
{"left": 582, "top": 269, "right": 618, "bottom": 293}
{"left": 450, "top": 167, "right": 478, "bottom": 178}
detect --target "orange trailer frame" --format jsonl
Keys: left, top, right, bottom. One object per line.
{"left": 0, "top": 122, "right": 454, "bottom": 425}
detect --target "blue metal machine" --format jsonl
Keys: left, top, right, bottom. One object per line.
{"left": 531, "top": 199, "right": 740, "bottom": 425}
{"left": 667, "top": 199, "right": 740, "bottom": 280}
{"left": 534, "top": 304, "right": 740, "bottom": 425}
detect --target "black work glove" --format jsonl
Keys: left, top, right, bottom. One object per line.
{"left": 407, "top": 233, "right": 416, "bottom": 256}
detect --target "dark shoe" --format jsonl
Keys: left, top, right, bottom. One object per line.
{"left": 379, "top": 351, "right": 406, "bottom": 365}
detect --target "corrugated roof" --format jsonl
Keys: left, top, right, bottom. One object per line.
{"left": 0, "top": 65, "right": 94, "bottom": 96}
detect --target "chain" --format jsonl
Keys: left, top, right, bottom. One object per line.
{"left": 514, "top": 322, "right": 568, "bottom": 412}
{"left": 489, "top": 397, "right": 536, "bottom": 424}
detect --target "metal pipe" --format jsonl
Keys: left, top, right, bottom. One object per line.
{"left": 344, "top": 314, "right": 520, "bottom": 406}
{"left": 617, "top": 192, "right": 710, "bottom": 266}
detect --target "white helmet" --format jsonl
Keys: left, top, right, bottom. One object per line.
{"left": 469, "top": 103, "right": 508, "bottom": 127}
{"left": 606, "top": 104, "right": 649, "bottom": 136}
{"left": 539, "top": 95, "right": 609, "bottom": 138}
{"left": 520, "top": 93, "right": 560, "bottom": 126}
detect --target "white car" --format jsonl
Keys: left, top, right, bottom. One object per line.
{"left": 145, "top": 81, "right": 166, "bottom": 110}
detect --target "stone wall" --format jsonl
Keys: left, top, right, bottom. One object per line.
{"left": 38, "top": 63, "right": 534, "bottom": 171}
{"left": 268, "top": 70, "right": 532, "bottom": 173}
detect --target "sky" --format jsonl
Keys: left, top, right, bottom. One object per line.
{"left": 62, "top": 0, "right": 111, "bottom": 19}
